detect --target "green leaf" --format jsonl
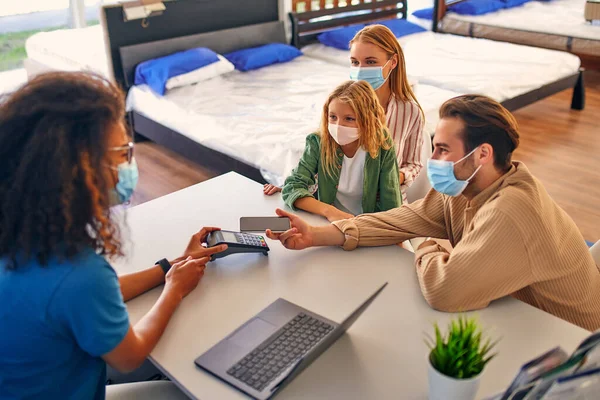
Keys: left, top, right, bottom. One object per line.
{"left": 425, "top": 316, "right": 500, "bottom": 379}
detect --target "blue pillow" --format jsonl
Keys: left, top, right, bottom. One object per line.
{"left": 317, "top": 24, "right": 366, "bottom": 50}
{"left": 134, "top": 47, "right": 219, "bottom": 95}
{"left": 224, "top": 43, "right": 302, "bottom": 72}
{"left": 450, "top": 0, "right": 505, "bottom": 15}
{"left": 372, "top": 19, "right": 427, "bottom": 38}
{"left": 412, "top": 7, "right": 434, "bottom": 20}
{"left": 501, "top": 0, "right": 530, "bottom": 7}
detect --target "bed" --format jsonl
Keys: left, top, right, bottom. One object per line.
{"left": 126, "top": 54, "right": 349, "bottom": 186}
{"left": 126, "top": 59, "right": 457, "bottom": 186}
{"left": 23, "top": 24, "right": 110, "bottom": 78}
{"left": 101, "top": 0, "right": 462, "bottom": 186}
{"left": 429, "top": 0, "right": 600, "bottom": 70}
{"left": 102, "top": 0, "right": 296, "bottom": 184}
{"left": 290, "top": 0, "right": 586, "bottom": 112}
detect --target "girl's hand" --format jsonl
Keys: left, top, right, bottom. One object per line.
{"left": 263, "top": 184, "right": 282, "bottom": 196}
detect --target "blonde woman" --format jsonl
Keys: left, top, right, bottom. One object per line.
{"left": 349, "top": 25, "right": 425, "bottom": 202}
{"left": 281, "top": 80, "right": 401, "bottom": 222}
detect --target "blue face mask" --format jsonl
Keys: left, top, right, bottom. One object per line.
{"left": 349, "top": 58, "right": 392, "bottom": 90}
{"left": 109, "top": 158, "right": 139, "bottom": 204}
{"left": 427, "top": 147, "right": 481, "bottom": 197}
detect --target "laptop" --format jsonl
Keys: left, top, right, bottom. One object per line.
{"left": 195, "top": 282, "right": 388, "bottom": 399}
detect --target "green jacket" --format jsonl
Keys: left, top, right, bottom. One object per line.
{"left": 282, "top": 133, "right": 402, "bottom": 214}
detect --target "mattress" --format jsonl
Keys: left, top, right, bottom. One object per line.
{"left": 126, "top": 56, "right": 461, "bottom": 185}
{"left": 24, "top": 25, "right": 110, "bottom": 76}
{"left": 440, "top": 0, "right": 600, "bottom": 57}
{"left": 302, "top": 31, "right": 581, "bottom": 102}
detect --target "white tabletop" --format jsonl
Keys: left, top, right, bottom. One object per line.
{"left": 112, "top": 172, "right": 589, "bottom": 400}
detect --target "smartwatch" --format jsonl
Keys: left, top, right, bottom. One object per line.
{"left": 155, "top": 258, "right": 172, "bottom": 275}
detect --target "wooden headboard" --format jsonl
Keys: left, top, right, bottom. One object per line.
{"left": 432, "top": 0, "right": 468, "bottom": 32}
{"left": 289, "top": 0, "right": 408, "bottom": 48}
{"left": 101, "top": 0, "right": 281, "bottom": 89}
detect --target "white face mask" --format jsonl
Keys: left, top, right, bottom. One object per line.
{"left": 328, "top": 123, "right": 360, "bottom": 146}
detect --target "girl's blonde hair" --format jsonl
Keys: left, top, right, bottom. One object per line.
{"left": 350, "top": 24, "right": 424, "bottom": 116}
{"left": 320, "top": 80, "right": 390, "bottom": 178}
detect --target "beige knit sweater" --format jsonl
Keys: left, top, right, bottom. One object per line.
{"left": 333, "top": 162, "right": 600, "bottom": 331}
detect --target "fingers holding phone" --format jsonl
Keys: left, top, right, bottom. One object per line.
{"left": 265, "top": 209, "right": 314, "bottom": 250}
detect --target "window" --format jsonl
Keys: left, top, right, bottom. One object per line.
{"left": 0, "top": 0, "right": 101, "bottom": 73}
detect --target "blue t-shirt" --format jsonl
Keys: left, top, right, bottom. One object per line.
{"left": 0, "top": 249, "right": 130, "bottom": 399}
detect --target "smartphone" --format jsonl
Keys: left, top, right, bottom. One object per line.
{"left": 239, "top": 216, "right": 291, "bottom": 233}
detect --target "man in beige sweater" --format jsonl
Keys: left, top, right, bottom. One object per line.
{"left": 267, "top": 95, "right": 600, "bottom": 331}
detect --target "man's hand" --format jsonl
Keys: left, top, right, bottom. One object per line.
{"left": 265, "top": 208, "right": 314, "bottom": 250}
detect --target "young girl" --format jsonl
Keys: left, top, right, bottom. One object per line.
{"left": 349, "top": 24, "right": 425, "bottom": 203}
{"left": 264, "top": 25, "right": 426, "bottom": 203}
{"left": 281, "top": 80, "right": 401, "bottom": 222}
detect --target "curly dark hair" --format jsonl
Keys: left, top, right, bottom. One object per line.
{"left": 0, "top": 72, "right": 126, "bottom": 269}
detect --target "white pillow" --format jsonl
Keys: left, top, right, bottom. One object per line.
{"left": 165, "top": 55, "right": 234, "bottom": 90}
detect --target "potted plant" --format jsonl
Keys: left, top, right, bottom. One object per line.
{"left": 425, "top": 315, "right": 498, "bottom": 400}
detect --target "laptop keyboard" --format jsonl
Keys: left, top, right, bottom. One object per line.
{"left": 226, "top": 313, "right": 334, "bottom": 392}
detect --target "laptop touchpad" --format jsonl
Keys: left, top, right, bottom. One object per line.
{"left": 227, "top": 317, "right": 277, "bottom": 349}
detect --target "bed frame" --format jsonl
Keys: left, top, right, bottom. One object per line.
{"left": 431, "top": 0, "right": 600, "bottom": 71}
{"left": 290, "top": 0, "right": 585, "bottom": 111}
{"left": 102, "top": 0, "right": 287, "bottom": 183}
{"left": 290, "top": 0, "right": 408, "bottom": 48}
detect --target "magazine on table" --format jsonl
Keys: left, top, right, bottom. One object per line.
{"left": 483, "top": 330, "right": 600, "bottom": 400}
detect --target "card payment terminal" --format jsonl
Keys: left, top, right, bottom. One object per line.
{"left": 206, "top": 230, "right": 270, "bottom": 261}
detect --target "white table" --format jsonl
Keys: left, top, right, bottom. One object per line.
{"left": 112, "top": 172, "right": 589, "bottom": 400}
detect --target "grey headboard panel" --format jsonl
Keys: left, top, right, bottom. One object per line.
{"left": 120, "top": 20, "right": 286, "bottom": 87}
{"left": 102, "top": 0, "right": 281, "bottom": 88}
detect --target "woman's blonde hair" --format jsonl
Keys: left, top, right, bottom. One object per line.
{"left": 320, "top": 80, "right": 390, "bottom": 178}
{"left": 350, "top": 24, "right": 423, "bottom": 116}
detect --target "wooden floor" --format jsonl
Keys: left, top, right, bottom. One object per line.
{"left": 132, "top": 71, "right": 600, "bottom": 242}
{"left": 130, "top": 142, "right": 219, "bottom": 206}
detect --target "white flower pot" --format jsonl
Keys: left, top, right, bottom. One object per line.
{"left": 428, "top": 357, "right": 481, "bottom": 400}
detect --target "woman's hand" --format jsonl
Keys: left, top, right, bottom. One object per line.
{"left": 263, "top": 184, "right": 282, "bottom": 196}
{"left": 266, "top": 208, "right": 314, "bottom": 250}
{"left": 164, "top": 256, "right": 207, "bottom": 300}
{"left": 323, "top": 206, "right": 353, "bottom": 222}
{"left": 179, "top": 227, "right": 227, "bottom": 261}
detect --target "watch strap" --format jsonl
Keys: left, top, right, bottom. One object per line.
{"left": 155, "top": 258, "right": 171, "bottom": 275}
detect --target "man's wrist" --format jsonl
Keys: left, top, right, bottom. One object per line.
{"left": 311, "top": 224, "right": 345, "bottom": 247}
